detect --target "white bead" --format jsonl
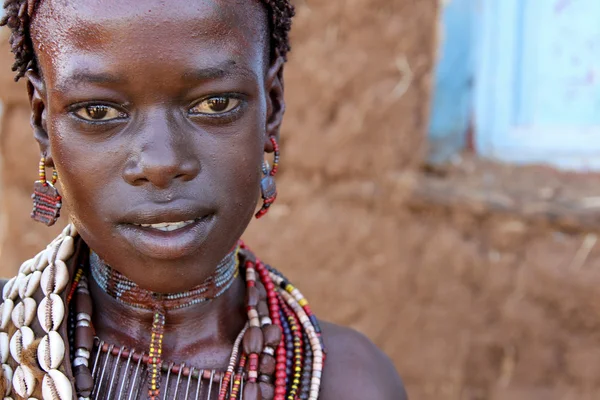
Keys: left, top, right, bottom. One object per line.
{"left": 9, "top": 326, "right": 34, "bottom": 364}
{"left": 73, "top": 357, "right": 89, "bottom": 367}
{"left": 12, "top": 365, "right": 35, "bottom": 397}
{"left": 76, "top": 319, "right": 90, "bottom": 328}
{"left": 76, "top": 313, "right": 91, "bottom": 322}
{"left": 75, "top": 348, "right": 90, "bottom": 359}
{"left": 41, "top": 260, "right": 69, "bottom": 296}
{"left": 37, "top": 294, "right": 65, "bottom": 333}
{"left": 38, "top": 331, "right": 65, "bottom": 372}
{"left": 42, "top": 370, "right": 72, "bottom": 400}
{"left": 11, "top": 298, "right": 36, "bottom": 328}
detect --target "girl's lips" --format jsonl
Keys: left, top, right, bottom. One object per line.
{"left": 118, "top": 214, "right": 216, "bottom": 260}
{"left": 131, "top": 219, "right": 197, "bottom": 232}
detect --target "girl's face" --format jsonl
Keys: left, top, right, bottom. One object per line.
{"left": 28, "top": 0, "right": 285, "bottom": 292}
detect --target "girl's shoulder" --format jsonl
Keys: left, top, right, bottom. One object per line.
{"left": 318, "top": 321, "right": 407, "bottom": 400}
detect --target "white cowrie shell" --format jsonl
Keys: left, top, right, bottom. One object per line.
{"left": 44, "top": 241, "right": 60, "bottom": 268}
{"left": 41, "top": 261, "right": 69, "bottom": 296}
{"left": 12, "top": 365, "right": 35, "bottom": 398}
{"left": 33, "top": 248, "right": 50, "bottom": 272}
{"left": 18, "top": 259, "right": 34, "bottom": 275}
{"left": 9, "top": 326, "right": 34, "bottom": 364}
{"left": 11, "top": 298, "right": 36, "bottom": 328}
{"left": 1, "top": 278, "right": 16, "bottom": 301}
{"left": 56, "top": 237, "right": 74, "bottom": 262}
{"left": 68, "top": 224, "right": 78, "bottom": 237}
{"left": 38, "top": 294, "right": 65, "bottom": 333}
{"left": 20, "top": 271, "right": 42, "bottom": 299}
{"left": 17, "top": 274, "right": 31, "bottom": 300}
{"left": 61, "top": 225, "right": 71, "bottom": 239}
{"left": 6, "top": 275, "right": 23, "bottom": 303}
{"left": 0, "top": 300, "right": 14, "bottom": 330}
{"left": 0, "top": 333, "right": 8, "bottom": 363}
{"left": 37, "top": 332, "right": 65, "bottom": 372}
{"left": 42, "top": 370, "right": 72, "bottom": 400}
{"left": 2, "top": 364, "right": 13, "bottom": 396}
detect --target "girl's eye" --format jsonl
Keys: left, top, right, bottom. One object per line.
{"left": 190, "top": 96, "right": 241, "bottom": 115}
{"left": 74, "top": 105, "right": 125, "bottom": 121}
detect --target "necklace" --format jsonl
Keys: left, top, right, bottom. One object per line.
{"left": 0, "top": 225, "right": 326, "bottom": 400}
{"left": 89, "top": 247, "right": 240, "bottom": 310}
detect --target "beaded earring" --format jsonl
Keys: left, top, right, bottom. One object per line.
{"left": 31, "top": 153, "right": 62, "bottom": 226}
{"left": 255, "top": 136, "right": 280, "bottom": 219}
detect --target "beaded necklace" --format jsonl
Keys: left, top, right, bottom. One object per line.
{"left": 0, "top": 225, "right": 326, "bottom": 400}
{"left": 89, "top": 248, "right": 240, "bottom": 310}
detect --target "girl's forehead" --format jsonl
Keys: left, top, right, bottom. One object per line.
{"left": 34, "top": 0, "right": 259, "bottom": 25}
{"left": 31, "top": 0, "right": 269, "bottom": 80}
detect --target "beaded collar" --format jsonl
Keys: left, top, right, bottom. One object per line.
{"left": 89, "top": 246, "right": 240, "bottom": 310}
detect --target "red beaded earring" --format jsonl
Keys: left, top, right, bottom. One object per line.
{"left": 31, "top": 153, "right": 62, "bottom": 226}
{"left": 255, "top": 136, "right": 280, "bottom": 219}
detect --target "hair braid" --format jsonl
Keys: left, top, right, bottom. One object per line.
{"left": 1, "top": 0, "right": 36, "bottom": 80}
{"left": 0, "top": 0, "right": 295, "bottom": 82}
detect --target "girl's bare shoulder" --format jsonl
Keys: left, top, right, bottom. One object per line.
{"left": 319, "top": 321, "right": 408, "bottom": 400}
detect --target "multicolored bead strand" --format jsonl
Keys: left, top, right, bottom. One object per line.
{"left": 218, "top": 324, "right": 248, "bottom": 400}
{"left": 148, "top": 310, "right": 166, "bottom": 400}
{"left": 279, "top": 297, "right": 304, "bottom": 399}
{"left": 300, "top": 330, "right": 313, "bottom": 399}
{"left": 230, "top": 354, "right": 247, "bottom": 400}
{"left": 269, "top": 267, "right": 326, "bottom": 355}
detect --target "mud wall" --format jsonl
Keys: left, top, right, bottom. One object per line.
{"left": 5, "top": 1, "right": 600, "bottom": 399}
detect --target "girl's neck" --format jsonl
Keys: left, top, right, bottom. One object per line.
{"left": 87, "top": 251, "right": 248, "bottom": 369}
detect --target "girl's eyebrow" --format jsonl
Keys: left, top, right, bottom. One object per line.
{"left": 54, "top": 71, "right": 125, "bottom": 92}
{"left": 181, "top": 62, "right": 257, "bottom": 82}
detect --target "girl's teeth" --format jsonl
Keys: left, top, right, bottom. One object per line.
{"left": 137, "top": 220, "right": 195, "bottom": 231}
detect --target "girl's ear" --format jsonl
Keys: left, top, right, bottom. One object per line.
{"left": 264, "top": 55, "right": 285, "bottom": 153}
{"left": 26, "top": 70, "right": 52, "bottom": 165}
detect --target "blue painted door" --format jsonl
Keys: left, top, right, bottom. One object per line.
{"left": 428, "top": 0, "right": 475, "bottom": 164}
{"left": 475, "top": 0, "right": 600, "bottom": 170}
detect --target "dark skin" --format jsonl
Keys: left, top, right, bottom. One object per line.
{"left": 25, "top": 0, "right": 406, "bottom": 398}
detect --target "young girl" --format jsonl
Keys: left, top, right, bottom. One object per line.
{"left": 0, "top": 0, "right": 405, "bottom": 399}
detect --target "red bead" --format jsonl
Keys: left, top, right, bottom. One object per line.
{"left": 276, "top": 371, "right": 286, "bottom": 379}
{"left": 275, "top": 386, "right": 287, "bottom": 395}
{"left": 275, "top": 378, "right": 286, "bottom": 387}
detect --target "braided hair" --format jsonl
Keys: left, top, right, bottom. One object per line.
{"left": 1, "top": 0, "right": 295, "bottom": 81}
